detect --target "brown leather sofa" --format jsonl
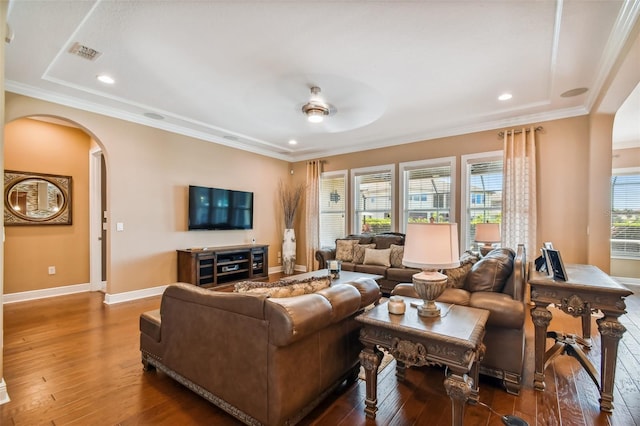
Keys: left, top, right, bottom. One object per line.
{"left": 139, "top": 279, "right": 381, "bottom": 426}
{"left": 392, "top": 244, "right": 527, "bottom": 395}
{"left": 315, "top": 232, "right": 421, "bottom": 294}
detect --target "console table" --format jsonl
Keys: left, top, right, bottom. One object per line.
{"left": 356, "top": 297, "right": 488, "bottom": 426}
{"left": 529, "top": 264, "right": 633, "bottom": 412}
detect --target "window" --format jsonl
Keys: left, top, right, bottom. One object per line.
{"left": 399, "top": 157, "right": 455, "bottom": 232}
{"left": 319, "top": 170, "right": 347, "bottom": 248}
{"left": 611, "top": 172, "right": 640, "bottom": 259}
{"left": 461, "top": 152, "right": 503, "bottom": 250}
{"left": 352, "top": 164, "right": 395, "bottom": 234}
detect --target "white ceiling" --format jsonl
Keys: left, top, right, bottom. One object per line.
{"left": 5, "top": 1, "right": 640, "bottom": 161}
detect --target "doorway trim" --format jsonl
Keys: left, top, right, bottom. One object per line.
{"left": 89, "top": 147, "right": 105, "bottom": 292}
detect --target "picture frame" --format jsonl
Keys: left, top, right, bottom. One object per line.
{"left": 544, "top": 248, "right": 568, "bottom": 281}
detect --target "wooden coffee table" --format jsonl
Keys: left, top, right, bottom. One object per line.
{"left": 281, "top": 269, "right": 383, "bottom": 285}
{"left": 356, "top": 296, "right": 489, "bottom": 426}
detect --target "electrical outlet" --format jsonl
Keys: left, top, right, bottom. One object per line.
{"left": 48, "top": 266, "right": 56, "bottom": 275}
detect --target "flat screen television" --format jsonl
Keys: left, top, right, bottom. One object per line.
{"left": 188, "top": 185, "right": 254, "bottom": 230}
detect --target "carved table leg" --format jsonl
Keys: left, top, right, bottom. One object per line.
{"left": 359, "top": 342, "right": 383, "bottom": 419}
{"left": 395, "top": 359, "right": 407, "bottom": 381}
{"left": 443, "top": 369, "right": 472, "bottom": 426}
{"left": 468, "top": 343, "right": 484, "bottom": 403}
{"left": 597, "top": 315, "right": 627, "bottom": 412}
{"left": 580, "top": 310, "right": 593, "bottom": 348}
{"left": 531, "top": 303, "right": 552, "bottom": 391}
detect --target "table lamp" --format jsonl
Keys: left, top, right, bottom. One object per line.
{"left": 402, "top": 223, "right": 460, "bottom": 317}
{"left": 475, "top": 222, "right": 501, "bottom": 256}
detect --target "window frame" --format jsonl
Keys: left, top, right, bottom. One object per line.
{"left": 611, "top": 167, "right": 640, "bottom": 260}
{"left": 351, "top": 164, "right": 396, "bottom": 234}
{"left": 319, "top": 169, "right": 348, "bottom": 248}
{"left": 399, "top": 156, "right": 456, "bottom": 233}
{"left": 460, "top": 150, "right": 503, "bottom": 251}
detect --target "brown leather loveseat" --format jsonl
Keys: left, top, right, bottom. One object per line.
{"left": 315, "top": 232, "right": 421, "bottom": 294}
{"left": 392, "top": 245, "right": 527, "bottom": 395}
{"left": 139, "top": 279, "right": 380, "bottom": 426}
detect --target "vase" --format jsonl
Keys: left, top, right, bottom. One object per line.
{"left": 282, "top": 228, "right": 296, "bottom": 275}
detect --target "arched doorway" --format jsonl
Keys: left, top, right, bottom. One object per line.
{"left": 3, "top": 115, "right": 107, "bottom": 300}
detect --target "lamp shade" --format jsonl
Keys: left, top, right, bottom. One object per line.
{"left": 475, "top": 223, "right": 501, "bottom": 243}
{"left": 402, "top": 223, "right": 460, "bottom": 269}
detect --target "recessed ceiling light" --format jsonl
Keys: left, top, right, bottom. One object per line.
{"left": 97, "top": 74, "right": 115, "bottom": 84}
{"left": 498, "top": 93, "right": 513, "bottom": 101}
{"left": 289, "top": 139, "right": 298, "bottom": 145}
{"left": 561, "top": 87, "right": 588, "bottom": 98}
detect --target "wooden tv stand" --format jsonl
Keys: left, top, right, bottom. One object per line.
{"left": 177, "top": 244, "right": 268, "bottom": 288}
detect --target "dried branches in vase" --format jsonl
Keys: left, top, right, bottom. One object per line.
{"left": 279, "top": 180, "right": 305, "bottom": 275}
{"left": 279, "top": 180, "right": 305, "bottom": 229}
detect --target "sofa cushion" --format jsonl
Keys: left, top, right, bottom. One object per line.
{"left": 469, "top": 291, "right": 525, "bottom": 328}
{"left": 234, "top": 276, "right": 331, "bottom": 298}
{"left": 372, "top": 234, "right": 404, "bottom": 249}
{"left": 354, "top": 263, "right": 388, "bottom": 277}
{"left": 389, "top": 244, "right": 404, "bottom": 267}
{"left": 386, "top": 267, "right": 419, "bottom": 283}
{"left": 353, "top": 243, "right": 376, "bottom": 264}
{"left": 335, "top": 239, "right": 359, "bottom": 262}
{"left": 364, "top": 248, "right": 391, "bottom": 267}
{"left": 464, "top": 248, "right": 515, "bottom": 293}
{"left": 390, "top": 284, "right": 471, "bottom": 306}
{"left": 340, "top": 261, "right": 356, "bottom": 272}
{"left": 444, "top": 250, "right": 480, "bottom": 289}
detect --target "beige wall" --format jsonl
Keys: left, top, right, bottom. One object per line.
{"left": 4, "top": 119, "right": 91, "bottom": 293}
{"left": 613, "top": 147, "right": 640, "bottom": 169}
{"left": 5, "top": 93, "right": 291, "bottom": 295}
{"left": 293, "top": 115, "right": 624, "bottom": 271}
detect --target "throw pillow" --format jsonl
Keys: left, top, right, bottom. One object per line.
{"left": 389, "top": 244, "right": 405, "bottom": 268}
{"left": 234, "top": 276, "right": 331, "bottom": 298}
{"left": 444, "top": 250, "right": 480, "bottom": 288}
{"left": 464, "top": 248, "right": 515, "bottom": 293}
{"left": 363, "top": 248, "right": 391, "bottom": 267}
{"left": 335, "top": 239, "right": 359, "bottom": 262}
{"left": 353, "top": 244, "right": 376, "bottom": 264}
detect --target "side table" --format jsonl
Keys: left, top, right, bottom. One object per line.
{"left": 529, "top": 264, "right": 633, "bottom": 412}
{"left": 356, "top": 297, "right": 489, "bottom": 426}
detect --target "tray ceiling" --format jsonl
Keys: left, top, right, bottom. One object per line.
{"left": 5, "top": 1, "right": 640, "bottom": 161}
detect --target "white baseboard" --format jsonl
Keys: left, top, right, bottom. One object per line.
{"left": 268, "top": 264, "right": 307, "bottom": 275}
{"left": 0, "top": 378, "right": 10, "bottom": 405}
{"left": 614, "top": 276, "right": 640, "bottom": 286}
{"left": 3, "top": 282, "right": 91, "bottom": 304}
{"left": 103, "top": 285, "right": 168, "bottom": 305}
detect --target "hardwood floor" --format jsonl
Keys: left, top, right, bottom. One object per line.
{"left": 1, "top": 280, "right": 638, "bottom": 425}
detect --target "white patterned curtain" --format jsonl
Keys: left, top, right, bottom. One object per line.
{"left": 503, "top": 127, "right": 537, "bottom": 257}
{"left": 305, "top": 160, "right": 321, "bottom": 271}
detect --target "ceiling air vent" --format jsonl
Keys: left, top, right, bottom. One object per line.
{"left": 68, "top": 42, "right": 102, "bottom": 61}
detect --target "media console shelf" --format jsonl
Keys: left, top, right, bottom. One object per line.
{"left": 177, "top": 244, "right": 269, "bottom": 288}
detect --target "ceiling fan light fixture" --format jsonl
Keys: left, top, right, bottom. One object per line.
{"left": 302, "top": 86, "right": 332, "bottom": 123}
{"left": 306, "top": 108, "right": 327, "bottom": 123}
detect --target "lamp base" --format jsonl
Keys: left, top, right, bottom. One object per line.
{"left": 412, "top": 270, "right": 448, "bottom": 317}
{"left": 480, "top": 243, "right": 495, "bottom": 257}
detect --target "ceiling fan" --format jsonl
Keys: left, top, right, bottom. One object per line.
{"left": 301, "top": 86, "right": 336, "bottom": 123}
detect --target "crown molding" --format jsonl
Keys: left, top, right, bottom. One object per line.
{"left": 5, "top": 81, "right": 293, "bottom": 162}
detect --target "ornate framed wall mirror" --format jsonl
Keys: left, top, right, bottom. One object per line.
{"left": 4, "top": 170, "right": 72, "bottom": 225}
